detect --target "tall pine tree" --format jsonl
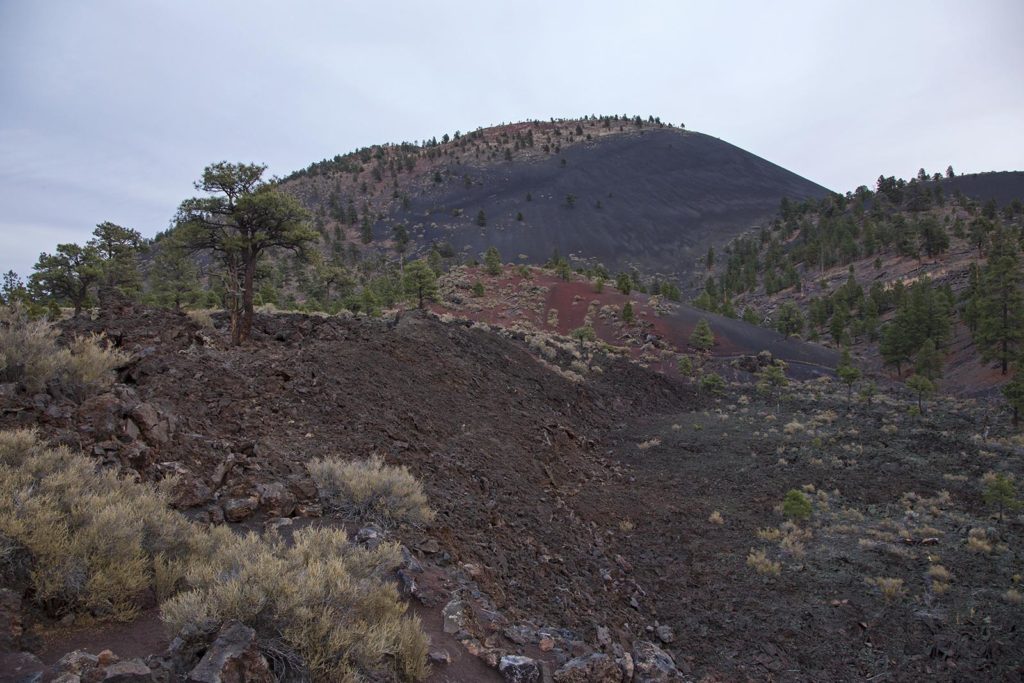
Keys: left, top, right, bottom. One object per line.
{"left": 977, "top": 228, "right": 1024, "bottom": 375}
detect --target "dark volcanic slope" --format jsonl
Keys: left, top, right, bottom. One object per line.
{"left": 940, "top": 170, "right": 1024, "bottom": 206}
{"left": 397, "top": 130, "right": 830, "bottom": 276}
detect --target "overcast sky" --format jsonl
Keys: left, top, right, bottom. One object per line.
{"left": 2, "top": 0, "right": 1022, "bottom": 278}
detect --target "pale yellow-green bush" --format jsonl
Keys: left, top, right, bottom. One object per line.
{"left": 867, "top": 576, "right": 906, "bottom": 602}
{"left": 63, "top": 333, "right": 129, "bottom": 391}
{"left": 185, "top": 308, "right": 216, "bottom": 329}
{"left": 0, "top": 429, "right": 195, "bottom": 619}
{"left": 161, "top": 526, "right": 429, "bottom": 681}
{"left": 308, "top": 455, "right": 435, "bottom": 528}
{"left": 0, "top": 308, "right": 127, "bottom": 394}
{"left": 746, "top": 549, "right": 781, "bottom": 576}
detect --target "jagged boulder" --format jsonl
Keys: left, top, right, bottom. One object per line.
{"left": 185, "top": 621, "right": 273, "bottom": 683}
{"left": 498, "top": 655, "right": 541, "bottom": 683}
{"left": 221, "top": 497, "right": 258, "bottom": 523}
{"left": 632, "top": 640, "right": 684, "bottom": 681}
{"left": 102, "top": 658, "right": 153, "bottom": 682}
{"left": 552, "top": 653, "right": 622, "bottom": 682}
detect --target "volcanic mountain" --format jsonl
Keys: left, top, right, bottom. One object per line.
{"left": 282, "top": 117, "right": 831, "bottom": 279}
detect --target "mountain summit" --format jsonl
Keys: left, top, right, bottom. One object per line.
{"left": 283, "top": 117, "right": 830, "bottom": 279}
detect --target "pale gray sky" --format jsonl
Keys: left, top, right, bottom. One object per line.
{"left": 2, "top": 0, "right": 1022, "bottom": 278}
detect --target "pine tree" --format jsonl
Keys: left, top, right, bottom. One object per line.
{"left": 1002, "top": 368, "right": 1024, "bottom": 428}
{"left": 30, "top": 243, "right": 102, "bottom": 316}
{"left": 914, "top": 338, "right": 943, "bottom": 380}
{"left": 757, "top": 363, "right": 788, "bottom": 407}
{"left": 91, "top": 221, "right": 143, "bottom": 294}
{"left": 774, "top": 302, "right": 804, "bottom": 338}
{"left": 690, "top": 319, "right": 715, "bottom": 352}
{"left": 621, "top": 301, "right": 635, "bottom": 324}
{"left": 483, "top": 246, "right": 502, "bottom": 276}
{"left": 837, "top": 349, "right": 861, "bottom": 408}
{"left": 961, "top": 263, "right": 983, "bottom": 333}
{"left": 977, "top": 229, "right": 1024, "bottom": 375}
{"left": 571, "top": 325, "right": 596, "bottom": 351}
{"left": 402, "top": 259, "right": 438, "bottom": 309}
{"left": 615, "top": 272, "right": 632, "bottom": 295}
{"left": 906, "top": 374, "right": 935, "bottom": 413}
{"left": 150, "top": 234, "right": 199, "bottom": 310}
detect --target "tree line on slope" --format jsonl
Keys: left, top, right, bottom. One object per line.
{"left": 696, "top": 167, "right": 1024, "bottom": 420}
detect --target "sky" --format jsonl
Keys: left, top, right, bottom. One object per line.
{"left": 1, "top": 0, "right": 1022, "bottom": 278}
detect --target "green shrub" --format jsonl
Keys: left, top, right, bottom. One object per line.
{"left": 690, "top": 318, "right": 715, "bottom": 351}
{"left": 161, "top": 526, "right": 429, "bottom": 681}
{"left": 782, "top": 489, "right": 812, "bottom": 521}
{"left": 982, "top": 472, "right": 1021, "bottom": 522}
{"left": 621, "top": 301, "right": 634, "bottom": 323}
{"left": 699, "top": 372, "right": 725, "bottom": 395}
{"left": 0, "top": 429, "right": 195, "bottom": 620}
{"left": 308, "top": 455, "right": 435, "bottom": 528}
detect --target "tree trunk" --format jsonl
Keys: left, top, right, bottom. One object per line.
{"left": 240, "top": 254, "right": 256, "bottom": 344}
{"left": 225, "top": 263, "right": 241, "bottom": 346}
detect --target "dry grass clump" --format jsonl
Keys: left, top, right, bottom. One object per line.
{"left": 0, "top": 308, "right": 127, "bottom": 394}
{"left": 161, "top": 527, "right": 429, "bottom": 681}
{"left": 1005, "top": 589, "right": 1023, "bottom": 605}
{"left": 746, "top": 549, "right": 781, "bottom": 576}
{"left": 637, "top": 437, "right": 662, "bottom": 450}
{"left": 927, "top": 565, "right": 952, "bottom": 595}
{"left": 0, "top": 429, "right": 194, "bottom": 620}
{"left": 185, "top": 308, "right": 216, "bottom": 329}
{"left": 618, "top": 518, "right": 635, "bottom": 533}
{"left": 708, "top": 511, "right": 725, "bottom": 525}
{"left": 966, "top": 528, "right": 993, "bottom": 553}
{"left": 867, "top": 576, "right": 906, "bottom": 603}
{"left": 778, "top": 522, "right": 812, "bottom": 559}
{"left": 783, "top": 420, "right": 805, "bottom": 435}
{"left": 308, "top": 455, "right": 435, "bottom": 528}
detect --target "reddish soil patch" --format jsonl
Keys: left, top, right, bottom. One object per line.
{"left": 36, "top": 610, "right": 168, "bottom": 669}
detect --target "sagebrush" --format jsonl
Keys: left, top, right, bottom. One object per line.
{"left": 0, "top": 429, "right": 195, "bottom": 619}
{"left": 161, "top": 526, "right": 429, "bottom": 681}
{"left": 0, "top": 307, "right": 127, "bottom": 394}
{"left": 308, "top": 454, "right": 435, "bottom": 528}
